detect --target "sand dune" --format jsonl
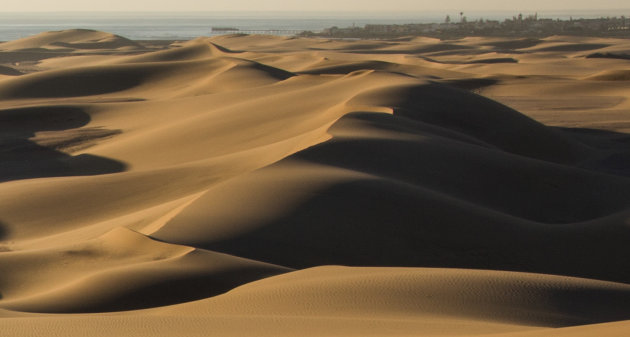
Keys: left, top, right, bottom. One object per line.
{"left": 0, "top": 65, "right": 22, "bottom": 76}
{"left": 1, "top": 29, "right": 630, "bottom": 336}
{"left": 3, "top": 267, "right": 630, "bottom": 336}
{"left": 0, "top": 29, "right": 139, "bottom": 51}
{"left": 0, "top": 227, "right": 289, "bottom": 313}
{"left": 586, "top": 69, "right": 630, "bottom": 81}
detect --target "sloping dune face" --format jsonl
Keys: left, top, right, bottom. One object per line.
{"left": 1, "top": 30, "right": 630, "bottom": 336}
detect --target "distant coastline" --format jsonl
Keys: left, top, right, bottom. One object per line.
{"left": 300, "top": 14, "right": 630, "bottom": 39}
{"left": 1, "top": 10, "right": 630, "bottom": 41}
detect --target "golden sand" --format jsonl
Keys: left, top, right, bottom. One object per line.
{"left": 1, "top": 29, "right": 630, "bottom": 336}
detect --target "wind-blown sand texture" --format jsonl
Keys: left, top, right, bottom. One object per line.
{"left": 1, "top": 29, "right": 630, "bottom": 336}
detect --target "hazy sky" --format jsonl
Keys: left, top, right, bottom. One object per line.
{"left": 3, "top": 0, "right": 630, "bottom": 12}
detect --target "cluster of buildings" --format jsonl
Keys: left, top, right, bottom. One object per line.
{"left": 303, "top": 14, "right": 630, "bottom": 39}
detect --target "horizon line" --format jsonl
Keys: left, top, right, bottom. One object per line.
{"left": 2, "top": 9, "right": 630, "bottom": 13}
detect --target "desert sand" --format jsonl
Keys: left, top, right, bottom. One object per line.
{"left": 1, "top": 29, "right": 630, "bottom": 336}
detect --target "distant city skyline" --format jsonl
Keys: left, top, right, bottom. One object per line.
{"left": 2, "top": 0, "right": 630, "bottom": 12}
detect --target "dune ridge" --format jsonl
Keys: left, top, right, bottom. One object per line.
{"left": 1, "top": 29, "right": 630, "bottom": 336}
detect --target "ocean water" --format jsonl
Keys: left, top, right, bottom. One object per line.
{"left": 0, "top": 10, "right": 628, "bottom": 41}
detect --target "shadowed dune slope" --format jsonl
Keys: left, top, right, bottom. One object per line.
{"left": 1, "top": 31, "right": 630, "bottom": 336}
{"left": 0, "top": 65, "right": 22, "bottom": 76}
{"left": 0, "top": 227, "right": 290, "bottom": 313}
{"left": 347, "top": 84, "right": 592, "bottom": 164}
{"left": 2, "top": 267, "right": 630, "bottom": 336}
{"left": 153, "top": 110, "right": 630, "bottom": 282}
{"left": 0, "top": 105, "right": 125, "bottom": 181}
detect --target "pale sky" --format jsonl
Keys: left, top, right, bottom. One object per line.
{"left": 2, "top": 0, "right": 630, "bottom": 12}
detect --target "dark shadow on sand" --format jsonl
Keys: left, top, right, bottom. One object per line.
{"left": 196, "top": 176, "right": 630, "bottom": 286}
{"left": 586, "top": 52, "right": 630, "bottom": 60}
{"left": 0, "top": 221, "right": 10, "bottom": 253}
{"left": 0, "top": 221, "right": 7, "bottom": 242}
{"left": 0, "top": 50, "right": 75, "bottom": 64}
{"left": 51, "top": 266, "right": 284, "bottom": 313}
{"left": 0, "top": 105, "right": 126, "bottom": 182}
{"left": 555, "top": 127, "right": 630, "bottom": 177}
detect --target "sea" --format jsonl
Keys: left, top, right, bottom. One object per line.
{"left": 1, "top": 10, "right": 629, "bottom": 41}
